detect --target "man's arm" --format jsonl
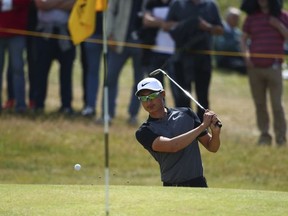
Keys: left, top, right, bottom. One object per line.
{"left": 35, "top": 0, "right": 75, "bottom": 11}
{"left": 152, "top": 124, "right": 208, "bottom": 153}
{"left": 143, "top": 11, "right": 163, "bottom": 28}
{"left": 161, "top": 20, "right": 178, "bottom": 31}
{"left": 198, "top": 17, "right": 224, "bottom": 35}
{"left": 269, "top": 16, "right": 288, "bottom": 40}
{"left": 152, "top": 110, "right": 218, "bottom": 153}
{"left": 241, "top": 32, "right": 254, "bottom": 68}
{"left": 198, "top": 1, "right": 224, "bottom": 35}
{"left": 198, "top": 128, "right": 221, "bottom": 153}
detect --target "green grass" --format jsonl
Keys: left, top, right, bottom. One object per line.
{"left": 1, "top": 185, "right": 288, "bottom": 216}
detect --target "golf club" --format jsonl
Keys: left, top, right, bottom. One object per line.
{"left": 149, "top": 69, "right": 222, "bottom": 128}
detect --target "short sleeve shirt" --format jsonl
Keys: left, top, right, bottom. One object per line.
{"left": 242, "top": 11, "right": 288, "bottom": 67}
{"left": 135, "top": 107, "right": 208, "bottom": 183}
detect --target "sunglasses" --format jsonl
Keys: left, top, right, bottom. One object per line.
{"left": 138, "top": 91, "right": 162, "bottom": 102}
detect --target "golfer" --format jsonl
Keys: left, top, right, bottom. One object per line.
{"left": 135, "top": 77, "right": 221, "bottom": 187}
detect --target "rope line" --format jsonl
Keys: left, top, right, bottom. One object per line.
{"left": 0, "top": 27, "right": 287, "bottom": 59}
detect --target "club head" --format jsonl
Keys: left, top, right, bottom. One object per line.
{"left": 149, "top": 69, "right": 166, "bottom": 77}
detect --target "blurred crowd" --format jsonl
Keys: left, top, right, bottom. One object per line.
{"left": 0, "top": 0, "right": 287, "bottom": 145}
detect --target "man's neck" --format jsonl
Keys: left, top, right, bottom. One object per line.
{"left": 149, "top": 107, "right": 167, "bottom": 119}
{"left": 192, "top": 0, "right": 201, "bottom": 5}
{"left": 259, "top": 2, "right": 269, "bottom": 14}
{"left": 261, "top": 8, "right": 269, "bottom": 14}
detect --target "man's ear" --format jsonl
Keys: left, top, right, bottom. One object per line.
{"left": 161, "top": 91, "right": 166, "bottom": 102}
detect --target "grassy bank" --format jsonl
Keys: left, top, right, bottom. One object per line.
{"left": 1, "top": 185, "right": 288, "bottom": 216}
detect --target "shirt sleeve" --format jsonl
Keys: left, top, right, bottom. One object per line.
{"left": 135, "top": 124, "right": 159, "bottom": 151}
{"left": 281, "top": 11, "right": 288, "bottom": 28}
{"left": 185, "top": 108, "right": 208, "bottom": 138}
{"left": 166, "top": 0, "right": 180, "bottom": 21}
{"left": 210, "top": 2, "right": 223, "bottom": 26}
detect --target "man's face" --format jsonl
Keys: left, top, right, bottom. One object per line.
{"left": 227, "top": 13, "right": 240, "bottom": 28}
{"left": 258, "top": 0, "right": 268, "bottom": 9}
{"left": 138, "top": 90, "right": 165, "bottom": 113}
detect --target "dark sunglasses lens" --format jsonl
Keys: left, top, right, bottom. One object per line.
{"left": 138, "top": 92, "right": 160, "bottom": 102}
{"left": 138, "top": 96, "right": 147, "bottom": 102}
{"left": 148, "top": 92, "right": 159, "bottom": 100}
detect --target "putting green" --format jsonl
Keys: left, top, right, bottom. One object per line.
{"left": 0, "top": 184, "right": 287, "bottom": 216}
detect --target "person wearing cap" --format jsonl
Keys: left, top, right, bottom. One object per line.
{"left": 135, "top": 77, "right": 221, "bottom": 187}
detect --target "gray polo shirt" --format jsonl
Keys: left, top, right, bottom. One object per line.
{"left": 135, "top": 107, "right": 207, "bottom": 184}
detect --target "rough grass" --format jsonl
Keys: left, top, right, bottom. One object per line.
{"left": 0, "top": 60, "right": 287, "bottom": 191}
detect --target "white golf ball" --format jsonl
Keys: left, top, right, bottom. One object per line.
{"left": 74, "top": 164, "right": 81, "bottom": 171}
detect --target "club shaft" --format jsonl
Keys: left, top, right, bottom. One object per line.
{"left": 168, "top": 75, "right": 222, "bottom": 127}
{"left": 150, "top": 69, "right": 222, "bottom": 128}
{"left": 151, "top": 69, "right": 205, "bottom": 110}
{"left": 167, "top": 74, "right": 205, "bottom": 111}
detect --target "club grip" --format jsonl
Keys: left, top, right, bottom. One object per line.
{"left": 216, "top": 121, "right": 222, "bottom": 128}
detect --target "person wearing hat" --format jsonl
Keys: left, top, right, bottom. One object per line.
{"left": 135, "top": 77, "right": 221, "bottom": 187}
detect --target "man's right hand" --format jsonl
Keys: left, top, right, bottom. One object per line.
{"left": 202, "top": 109, "right": 215, "bottom": 128}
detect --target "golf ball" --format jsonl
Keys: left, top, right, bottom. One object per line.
{"left": 74, "top": 164, "right": 81, "bottom": 171}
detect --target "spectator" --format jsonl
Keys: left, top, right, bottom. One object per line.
{"left": 163, "top": 0, "right": 224, "bottom": 120}
{"left": 1, "top": 1, "right": 38, "bottom": 111}
{"left": 214, "top": 7, "right": 247, "bottom": 75}
{"left": 0, "top": 0, "right": 30, "bottom": 113}
{"left": 96, "top": 0, "right": 145, "bottom": 125}
{"left": 80, "top": 11, "right": 103, "bottom": 117}
{"left": 34, "top": 0, "right": 76, "bottom": 115}
{"left": 240, "top": 0, "right": 287, "bottom": 146}
{"left": 142, "top": 0, "right": 178, "bottom": 105}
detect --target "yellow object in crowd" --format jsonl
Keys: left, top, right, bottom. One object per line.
{"left": 69, "top": 0, "right": 107, "bottom": 45}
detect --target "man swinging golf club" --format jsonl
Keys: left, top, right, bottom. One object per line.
{"left": 135, "top": 76, "right": 221, "bottom": 187}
